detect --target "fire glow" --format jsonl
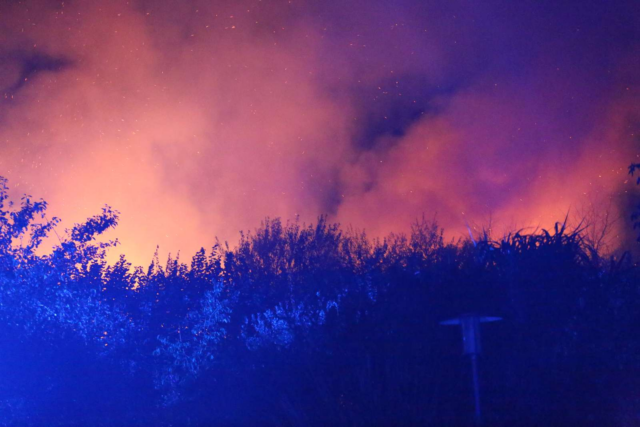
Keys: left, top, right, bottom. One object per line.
{"left": 0, "top": 0, "right": 638, "bottom": 265}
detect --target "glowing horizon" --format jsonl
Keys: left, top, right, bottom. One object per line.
{"left": 1, "top": 0, "right": 638, "bottom": 266}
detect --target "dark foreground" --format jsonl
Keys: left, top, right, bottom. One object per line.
{"left": 1, "top": 180, "right": 640, "bottom": 425}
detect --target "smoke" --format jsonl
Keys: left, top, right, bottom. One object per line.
{"left": 0, "top": 0, "right": 638, "bottom": 265}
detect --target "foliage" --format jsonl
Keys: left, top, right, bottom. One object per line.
{"left": 630, "top": 162, "right": 640, "bottom": 241}
{"left": 0, "top": 176, "right": 639, "bottom": 426}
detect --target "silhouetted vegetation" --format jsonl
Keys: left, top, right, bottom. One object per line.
{"left": 0, "top": 176, "right": 639, "bottom": 426}
{"left": 630, "top": 162, "right": 640, "bottom": 242}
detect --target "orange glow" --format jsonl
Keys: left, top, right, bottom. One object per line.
{"left": 0, "top": 0, "right": 638, "bottom": 266}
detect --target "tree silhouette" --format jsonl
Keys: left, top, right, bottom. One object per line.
{"left": 630, "top": 162, "right": 640, "bottom": 241}
{"left": 0, "top": 175, "right": 638, "bottom": 426}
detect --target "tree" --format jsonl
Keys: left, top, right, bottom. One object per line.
{"left": 630, "top": 162, "right": 640, "bottom": 241}
{"left": 1, "top": 175, "right": 639, "bottom": 426}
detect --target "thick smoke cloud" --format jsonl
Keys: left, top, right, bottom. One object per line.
{"left": 0, "top": 0, "right": 638, "bottom": 265}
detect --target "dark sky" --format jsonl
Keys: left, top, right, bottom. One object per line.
{"left": 0, "top": 0, "right": 638, "bottom": 265}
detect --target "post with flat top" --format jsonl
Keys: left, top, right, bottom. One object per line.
{"left": 440, "top": 314, "right": 502, "bottom": 426}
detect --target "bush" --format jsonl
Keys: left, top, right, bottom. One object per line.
{"left": 0, "top": 176, "right": 638, "bottom": 426}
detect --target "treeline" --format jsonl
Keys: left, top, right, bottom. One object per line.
{"left": 0, "top": 176, "right": 639, "bottom": 426}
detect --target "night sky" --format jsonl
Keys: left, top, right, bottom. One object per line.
{"left": 1, "top": 0, "right": 638, "bottom": 265}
